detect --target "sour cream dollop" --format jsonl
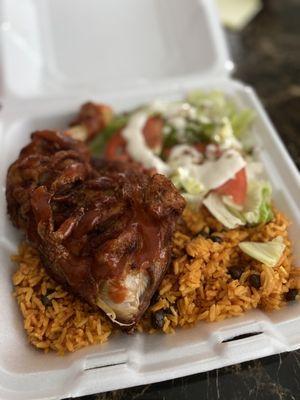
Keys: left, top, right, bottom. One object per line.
{"left": 121, "top": 112, "right": 170, "bottom": 175}
{"left": 170, "top": 148, "right": 246, "bottom": 192}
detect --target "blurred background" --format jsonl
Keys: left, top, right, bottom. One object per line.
{"left": 221, "top": 0, "right": 300, "bottom": 172}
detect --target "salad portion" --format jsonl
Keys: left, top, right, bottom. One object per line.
{"left": 89, "top": 91, "right": 272, "bottom": 231}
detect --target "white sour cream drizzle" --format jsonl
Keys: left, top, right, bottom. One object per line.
{"left": 168, "top": 144, "right": 203, "bottom": 165}
{"left": 169, "top": 147, "right": 246, "bottom": 191}
{"left": 191, "top": 149, "right": 246, "bottom": 190}
{"left": 121, "top": 103, "right": 246, "bottom": 196}
{"left": 121, "top": 111, "right": 171, "bottom": 175}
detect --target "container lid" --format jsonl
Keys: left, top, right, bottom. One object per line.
{"left": 0, "top": 0, "right": 232, "bottom": 98}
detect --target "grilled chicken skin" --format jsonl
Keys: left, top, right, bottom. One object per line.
{"left": 6, "top": 130, "right": 185, "bottom": 326}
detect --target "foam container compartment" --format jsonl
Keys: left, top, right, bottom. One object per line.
{"left": 0, "top": 1, "right": 299, "bottom": 399}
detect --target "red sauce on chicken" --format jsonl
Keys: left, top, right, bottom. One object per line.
{"left": 6, "top": 131, "right": 185, "bottom": 326}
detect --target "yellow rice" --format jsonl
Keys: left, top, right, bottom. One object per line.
{"left": 12, "top": 207, "right": 300, "bottom": 354}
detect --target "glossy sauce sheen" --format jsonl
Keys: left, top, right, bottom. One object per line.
{"left": 134, "top": 209, "right": 161, "bottom": 271}
{"left": 106, "top": 210, "right": 161, "bottom": 304}
{"left": 6, "top": 130, "right": 185, "bottom": 325}
{"left": 31, "top": 186, "right": 52, "bottom": 225}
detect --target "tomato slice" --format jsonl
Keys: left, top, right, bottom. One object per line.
{"left": 104, "top": 116, "right": 163, "bottom": 161}
{"left": 214, "top": 168, "right": 247, "bottom": 205}
{"left": 194, "top": 143, "right": 207, "bottom": 154}
{"left": 143, "top": 116, "right": 163, "bottom": 150}
{"left": 104, "top": 130, "right": 131, "bottom": 162}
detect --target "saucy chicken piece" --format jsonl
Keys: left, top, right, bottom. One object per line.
{"left": 6, "top": 131, "right": 185, "bottom": 326}
{"left": 66, "top": 102, "right": 113, "bottom": 142}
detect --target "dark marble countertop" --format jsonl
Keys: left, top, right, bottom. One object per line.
{"left": 76, "top": 1, "right": 300, "bottom": 399}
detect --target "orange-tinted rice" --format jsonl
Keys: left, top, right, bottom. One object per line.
{"left": 12, "top": 207, "right": 300, "bottom": 353}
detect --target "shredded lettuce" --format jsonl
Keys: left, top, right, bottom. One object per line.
{"left": 222, "top": 195, "right": 243, "bottom": 211}
{"left": 187, "top": 90, "right": 229, "bottom": 118}
{"left": 239, "top": 237, "right": 286, "bottom": 267}
{"left": 89, "top": 115, "right": 128, "bottom": 155}
{"left": 171, "top": 167, "right": 204, "bottom": 195}
{"left": 242, "top": 180, "right": 273, "bottom": 225}
{"left": 230, "top": 109, "right": 255, "bottom": 138}
{"left": 203, "top": 193, "right": 245, "bottom": 229}
{"left": 212, "top": 117, "right": 241, "bottom": 149}
{"left": 186, "top": 90, "right": 254, "bottom": 140}
{"left": 182, "top": 193, "right": 207, "bottom": 208}
{"left": 203, "top": 179, "right": 273, "bottom": 229}
{"left": 162, "top": 126, "right": 179, "bottom": 151}
{"left": 219, "top": 180, "right": 273, "bottom": 228}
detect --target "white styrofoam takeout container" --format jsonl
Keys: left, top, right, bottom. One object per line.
{"left": 0, "top": 0, "right": 299, "bottom": 399}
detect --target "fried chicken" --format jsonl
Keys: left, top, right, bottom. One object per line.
{"left": 66, "top": 102, "right": 113, "bottom": 142}
{"left": 6, "top": 130, "right": 185, "bottom": 326}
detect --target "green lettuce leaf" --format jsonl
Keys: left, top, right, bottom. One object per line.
{"left": 239, "top": 237, "right": 285, "bottom": 267}
{"left": 230, "top": 109, "right": 255, "bottom": 138}
{"left": 187, "top": 90, "right": 228, "bottom": 118}
{"left": 89, "top": 115, "right": 128, "bottom": 155}
{"left": 171, "top": 167, "right": 204, "bottom": 195}
{"left": 203, "top": 192, "right": 245, "bottom": 229}
{"left": 203, "top": 179, "right": 273, "bottom": 229}
{"left": 186, "top": 90, "right": 254, "bottom": 139}
{"left": 242, "top": 180, "right": 273, "bottom": 225}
